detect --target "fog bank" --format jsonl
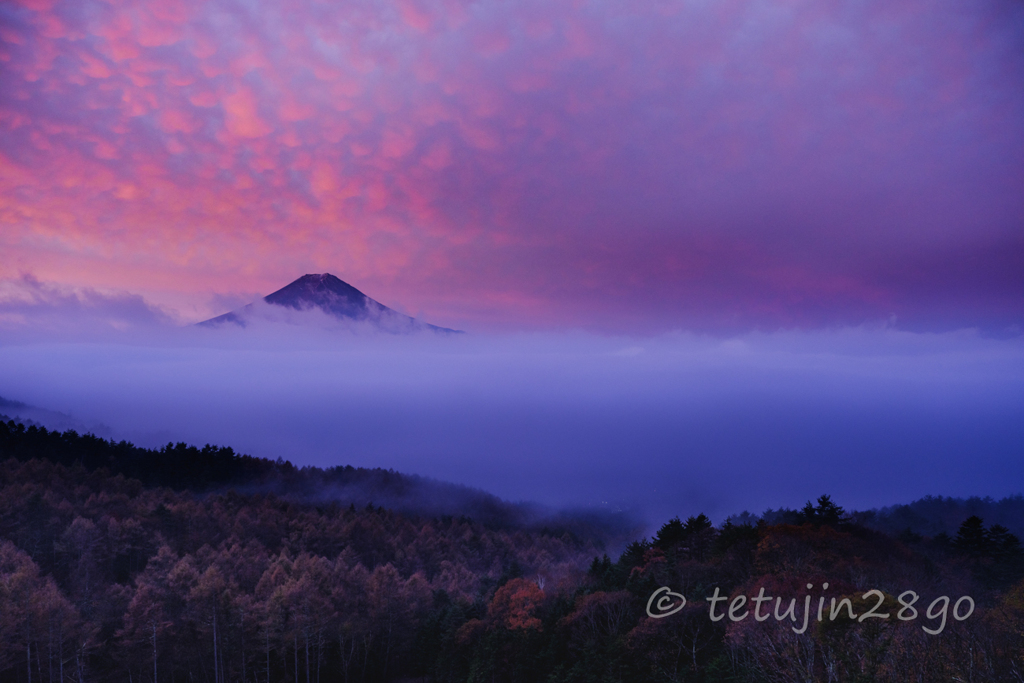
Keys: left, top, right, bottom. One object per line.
{"left": 1, "top": 317, "right": 1021, "bottom": 526}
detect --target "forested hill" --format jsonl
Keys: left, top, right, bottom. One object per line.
{"left": 0, "top": 415, "right": 276, "bottom": 490}
{"left": 3, "top": 415, "right": 1024, "bottom": 682}
{"left": 0, "top": 416, "right": 636, "bottom": 540}
{"left": 1, "top": 457, "right": 1022, "bottom": 682}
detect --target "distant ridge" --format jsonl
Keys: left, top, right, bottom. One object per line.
{"left": 0, "top": 395, "right": 112, "bottom": 436}
{"left": 199, "top": 273, "right": 460, "bottom": 333}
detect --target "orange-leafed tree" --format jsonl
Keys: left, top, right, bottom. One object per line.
{"left": 488, "top": 578, "right": 546, "bottom": 631}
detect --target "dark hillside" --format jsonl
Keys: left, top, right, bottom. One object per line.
{"left": 0, "top": 416, "right": 636, "bottom": 541}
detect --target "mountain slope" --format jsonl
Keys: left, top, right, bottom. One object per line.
{"left": 0, "top": 416, "right": 637, "bottom": 540}
{"left": 200, "top": 273, "right": 460, "bottom": 333}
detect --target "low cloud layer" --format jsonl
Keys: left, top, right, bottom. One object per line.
{"left": 0, "top": 274, "right": 176, "bottom": 340}
{"left": 2, "top": 313, "right": 1021, "bottom": 526}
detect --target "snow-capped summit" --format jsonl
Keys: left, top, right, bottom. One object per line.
{"left": 199, "top": 273, "right": 460, "bottom": 333}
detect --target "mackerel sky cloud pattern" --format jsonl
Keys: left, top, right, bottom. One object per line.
{"left": 1, "top": 0, "right": 1022, "bottom": 331}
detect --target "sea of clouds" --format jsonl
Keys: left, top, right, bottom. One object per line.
{"left": 1, "top": 278, "right": 1022, "bottom": 527}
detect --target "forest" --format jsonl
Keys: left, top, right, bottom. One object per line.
{"left": 1, "top": 417, "right": 1023, "bottom": 683}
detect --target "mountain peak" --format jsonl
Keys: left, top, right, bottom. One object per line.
{"left": 199, "top": 274, "right": 460, "bottom": 333}
{"left": 264, "top": 273, "right": 372, "bottom": 317}
{"left": 277, "top": 273, "right": 355, "bottom": 287}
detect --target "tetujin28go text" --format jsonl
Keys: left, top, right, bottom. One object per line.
{"left": 646, "top": 584, "right": 974, "bottom": 635}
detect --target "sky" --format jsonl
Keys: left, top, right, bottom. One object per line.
{"left": 1, "top": 0, "right": 1021, "bottom": 331}
{"left": 0, "top": 0, "right": 1022, "bottom": 523}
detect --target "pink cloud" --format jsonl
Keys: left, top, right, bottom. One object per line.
{"left": 221, "top": 86, "right": 272, "bottom": 138}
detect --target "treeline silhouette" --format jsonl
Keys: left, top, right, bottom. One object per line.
{"left": 0, "top": 417, "right": 272, "bottom": 490}
{"left": 741, "top": 495, "right": 1024, "bottom": 540}
{"left": 1, "top": 419, "right": 1023, "bottom": 682}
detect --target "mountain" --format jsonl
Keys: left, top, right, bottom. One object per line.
{"left": 199, "top": 273, "right": 460, "bottom": 333}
